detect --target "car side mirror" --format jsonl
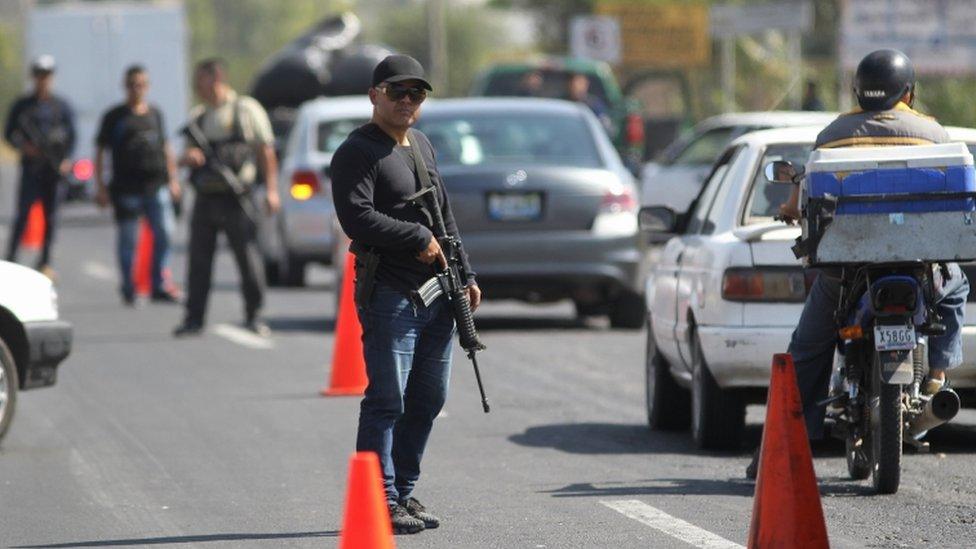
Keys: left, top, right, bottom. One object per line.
{"left": 764, "top": 160, "right": 804, "bottom": 184}
{"left": 638, "top": 206, "right": 677, "bottom": 233}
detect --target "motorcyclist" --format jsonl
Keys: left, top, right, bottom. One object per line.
{"left": 747, "top": 49, "right": 970, "bottom": 479}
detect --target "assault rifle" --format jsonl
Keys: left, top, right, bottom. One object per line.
{"left": 183, "top": 121, "right": 260, "bottom": 225}
{"left": 406, "top": 131, "right": 490, "bottom": 413}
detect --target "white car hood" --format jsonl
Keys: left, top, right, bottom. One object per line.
{"left": 640, "top": 163, "right": 712, "bottom": 214}
{"left": 0, "top": 261, "right": 58, "bottom": 322}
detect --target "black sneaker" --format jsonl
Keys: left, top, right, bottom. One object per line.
{"left": 243, "top": 318, "right": 271, "bottom": 337}
{"left": 151, "top": 289, "right": 181, "bottom": 304}
{"left": 400, "top": 497, "right": 440, "bottom": 529}
{"left": 389, "top": 502, "right": 425, "bottom": 534}
{"left": 173, "top": 321, "right": 203, "bottom": 337}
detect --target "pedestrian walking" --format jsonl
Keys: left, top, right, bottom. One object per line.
{"left": 3, "top": 55, "right": 76, "bottom": 278}
{"left": 331, "top": 54, "right": 481, "bottom": 535}
{"left": 95, "top": 65, "right": 182, "bottom": 305}
{"left": 173, "top": 58, "right": 280, "bottom": 337}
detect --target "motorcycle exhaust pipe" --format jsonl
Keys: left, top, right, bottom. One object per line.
{"left": 907, "top": 389, "right": 961, "bottom": 439}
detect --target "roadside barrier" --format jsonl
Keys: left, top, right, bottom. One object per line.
{"left": 338, "top": 451, "right": 395, "bottom": 549}
{"left": 21, "top": 200, "right": 45, "bottom": 249}
{"left": 321, "top": 252, "right": 368, "bottom": 396}
{"left": 133, "top": 219, "right": 153, "bottom": 296}
{"left": 748, "top": 353, "right": 829, "bottom": 549}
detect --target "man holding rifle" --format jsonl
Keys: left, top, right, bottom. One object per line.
{"left": 173, "top": 58, "right": 280, "bottom": 337}
{"left": 3, "top": 55, "right": 76, "bottom": 278}
{"left": 331, "top": 54, "right": 482, "bottom": 535}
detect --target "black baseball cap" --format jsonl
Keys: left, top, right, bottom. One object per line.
{"left": 371, "top": 54, "right": 432, "bottom": 91}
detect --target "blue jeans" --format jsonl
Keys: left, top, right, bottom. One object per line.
{"left": 5, "top": 163, "right": 63, "bottom": 266}
{"left": 790, "top": 265, "right": 969, "bottom": 439}
{"left": 355, "top": 283, "right": 455, "bottom": 504}
{"left": 114, "top": 187, "right": 174, "bottom": 296}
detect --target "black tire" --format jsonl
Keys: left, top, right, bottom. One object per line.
{"left": 573, "top": 300, "right": 606, "bottom": 318}
{"left": 0, "top": 338, "right": 19, "bottom": 444}
{"left": 645, "top": 318, "right": 691, "bottom": 431}
{"left": 609, "top": 291, "right": 645, "bottom": 329}
{"left": 871, "top": 354, "right": 902, "bottom": 494}
{"left": 690, "top": 329, "right": 745, "bottom": 450}
{"left": 282, "top": 255, "right": 306, "bottom": 287}
{"left": 264, "top": 259, "right": 282, "bottom": 287}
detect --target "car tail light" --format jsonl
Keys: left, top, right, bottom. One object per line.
{"left": 722, "top": 268, "right": 809, "bottom": 302}
{"left": 592, "top": 187, "right": 638, "bottom": 236}
{"left": 625, "top": 113, "right": 645, "bottom": 145}
{"left": 72, "top": 158, "right": 93, "bottom": 181}
{"left": 290, "top": 169, "right": 320, "bottom": 200}
{"left": 600, "top": 187, "right": 637, "bottom": 213}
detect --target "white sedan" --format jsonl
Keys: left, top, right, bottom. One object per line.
{"left": 641, "top": 125, "right": 976, "bottom": 451}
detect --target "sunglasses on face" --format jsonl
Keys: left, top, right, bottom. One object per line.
{"left": 377, "top": 84, "right": 427, "bottom": 104}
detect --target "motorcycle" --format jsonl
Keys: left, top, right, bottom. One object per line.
{"left": 766, "top": 157, "right": 966, "bottom": 494}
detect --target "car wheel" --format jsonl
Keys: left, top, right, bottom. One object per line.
{"left": 646, "top": 317, "right": 690, "bottom": 431}
{"left": 264, "top": 259, "right": 282, "bottom": 287}
{"left": 282, "top": 255, "right": 306, "bottom": 287}
{"left": 609, "top": 291, "right": 645, "bottom": 329}
{"left": 689, "top": 328, "right": 745, "bottom": 450}
{"left": 0, "top": 337, "right": 18, "bottom": 444}
{"left": 573, "top": 300, "right": 606, "bottom": 318}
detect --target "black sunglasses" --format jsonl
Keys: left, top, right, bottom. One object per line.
{"left": 377, "top": 84, "right": 427, "bottom": 104}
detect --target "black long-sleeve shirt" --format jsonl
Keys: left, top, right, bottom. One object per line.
{"left": 4, "top": 93, "right": 76, "bottom": 167}
{"left": 330, "top": 123, "right": 475, "bottom": 293}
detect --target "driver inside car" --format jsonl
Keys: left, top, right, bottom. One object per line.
{"left": 747, "top": 49, "right": 971, "bottom": 479}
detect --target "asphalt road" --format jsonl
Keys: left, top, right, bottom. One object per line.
{"left": 2, "top": 163, "right": 976, "bottom": 548}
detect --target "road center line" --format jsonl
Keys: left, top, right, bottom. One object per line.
{"left": 600, "top": 500, "right": 745, "bottom": 549}
{"left": 213, "top": 323, "right": 274, "bottom": 350}
{"left": 82, "top": 260, "right": 115, "bottom": 282}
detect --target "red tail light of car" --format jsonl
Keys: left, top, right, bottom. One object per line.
{"left": 290, "top": 170, "right": 320, "bottom": 201}
{"left": 722, "top": 268, "right": 813, "bottom": 303}
{"left": 72, "top": 158, "right": 94, "bottom": 181}
{"left": 600, "top": 187, "right": 637, "bottom": 213}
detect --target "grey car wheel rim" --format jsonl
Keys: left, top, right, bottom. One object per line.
{"left": 0, "top": 364, "right": 8, "bottom": 423}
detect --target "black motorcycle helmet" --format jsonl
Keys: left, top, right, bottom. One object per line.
{"left": 854, "top": 49, "right": 916, "bottom": 111}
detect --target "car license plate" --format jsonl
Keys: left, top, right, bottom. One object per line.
{"left": 874, "top": 324, "right": 916, "bottom": 351}
{"left": 487, "top": 192, "right": 542, "bottom": 221}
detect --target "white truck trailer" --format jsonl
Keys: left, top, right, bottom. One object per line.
{"left": 26, "top": 1, "right": 189, "bottom": 197}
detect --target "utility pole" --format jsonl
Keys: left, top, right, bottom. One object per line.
{"left": 721, "top": 37, "right": 736, "bottom": 112}
{"left": 427, "top": 0, "right": 448, "bottom": 93}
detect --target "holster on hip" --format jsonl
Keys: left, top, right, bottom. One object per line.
{"left": 349, "top": 240, "right": 380, "bottom": 306}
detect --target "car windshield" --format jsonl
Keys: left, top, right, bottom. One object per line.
{"left": 416, "top": 112, "right": 603, "bottom": 168}
{"left": 317, "top": 119, "right": 368, "bottom": 154}
{"left": 743, "top": 142, "right": 814, "bottom": 225}
{"left": 668, "top": 125, "right": 769, "bottom": 166}
{"left": 481, "top": 69, "right": 610, "bottom": 105}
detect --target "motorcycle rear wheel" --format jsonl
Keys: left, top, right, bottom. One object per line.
{"left": 870, "top": 354, "right": 902, "bottom": 494}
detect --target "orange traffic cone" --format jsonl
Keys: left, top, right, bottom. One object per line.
{"left": 132, "top": 219, "right": 154, "bottom": 297}
{"left": 748, "top": 353, "right": 829, "bottom": 548}
{"left": 338, "top": 452, "right": 394, "bottom": 549}
{"left": 21, "top": 200, "right": 45, "bottom": 249}
{"left": 321, "top": 252, "right": 368, "bottom": 396}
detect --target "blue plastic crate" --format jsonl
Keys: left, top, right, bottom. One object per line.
{"left": 809, "top": 165, "right": 976, "bottom": 214}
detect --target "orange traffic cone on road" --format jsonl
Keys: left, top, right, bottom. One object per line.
{"left": 748, "top": 353, "right": 829, "bottom": 549}
{"left": 321, "top": 252, "right": 368, "bottom": 396}
{"left": 338, "top": 451, "right": 395, "bottom": 549}
{"left": 21, "top": 200, "right": 45, "bottom": 249}
{"left": 133, "top": 219, "right": 154, "bottom": 297}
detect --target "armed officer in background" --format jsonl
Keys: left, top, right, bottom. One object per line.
{"left": 747, "top": 49, "right": 970, "bottom": 478}
{"left": 331, "top": 55, "right": 481, "bottom": 535}
{"left": 173, "top": 58, "right": 280, "bottom": 337}
{"left": 3, "top": 55, "right": 76, "bottom": 278}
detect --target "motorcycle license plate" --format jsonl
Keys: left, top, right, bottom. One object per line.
{"left": 874, "top": 324, "right": 916, "bottom": 351}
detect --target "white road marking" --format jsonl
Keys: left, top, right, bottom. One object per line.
{"left": 213, "top": 323, "right": 275, "bottom": 350}
{"left": 601, "top": 500, "right": 745, "bottom": 549}
{"left": 82, "top": 260, "right": 115, "bottom": 282}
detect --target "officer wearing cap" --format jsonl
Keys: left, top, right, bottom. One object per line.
{"left": 747, "top": 49, "right": 970, "bottom": 479}
{"left": 330, "top": 54, "right": 480, "bottom": 535}
{"left": 3, "top": 55, "right": 76, "bottom": 278}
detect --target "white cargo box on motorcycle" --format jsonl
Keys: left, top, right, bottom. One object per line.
{"left": 801, "top": 143, "right": 976, "bottom": 264}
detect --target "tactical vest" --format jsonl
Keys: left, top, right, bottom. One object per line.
{"left": 189, "top": 100, "right": 255, "bottom": 194}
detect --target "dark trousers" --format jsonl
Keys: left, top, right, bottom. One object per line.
{"left": 355, "top": 284, "right": 455, "bottom": 504}
{"left": 183, "top": 193, "right": 264, "bottom": 325}
{"left": 6, "top": 163, "right": 62, "bottom": 266}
